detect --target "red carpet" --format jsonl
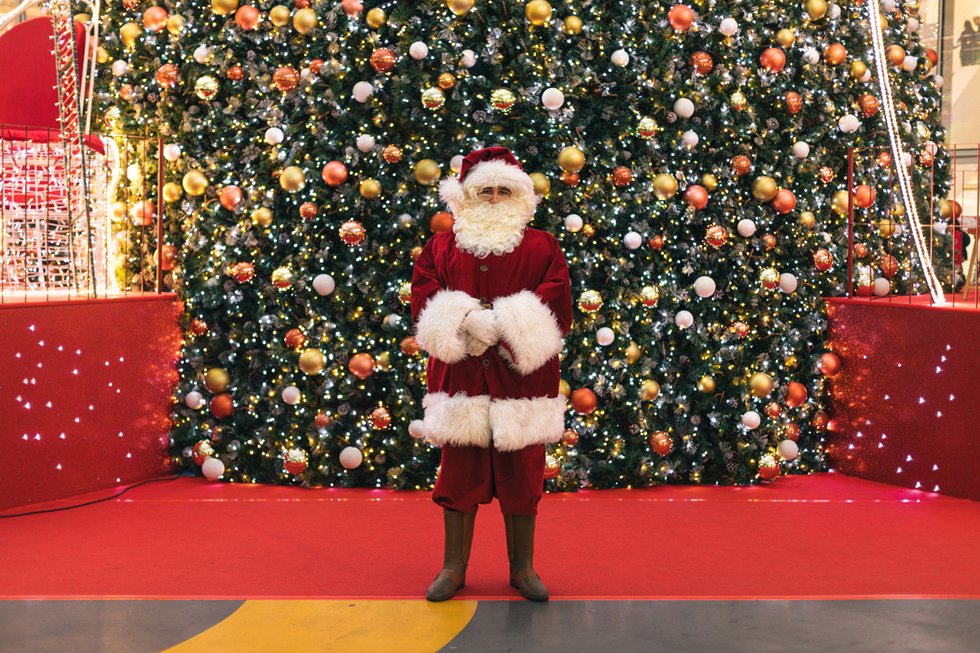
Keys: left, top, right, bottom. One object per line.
{"left": 1, "top": 473, "right": 978, "bottom": 600}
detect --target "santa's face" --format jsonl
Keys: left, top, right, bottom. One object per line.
{"left": 452, "top": 185, "right": 534, "bottom": 258}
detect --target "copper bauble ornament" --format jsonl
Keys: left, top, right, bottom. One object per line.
{"left": 230, "top": 261, "right": 255, "bottom": 283}
{"left": 273, "top": 66, "right": 299, "bottom": 92}
{"left": 370, "top": 48, "right": 397, "bottom": 73}
{"left": 772, "top": 188, "right": 796, "bottom": 214}
{"left": 690, "top": 51, "right": 714, "bottom": 75}
{"left": 382, "top": 144, "right": 403, "bottom": 163}
{"left": 612, "top": 166, "right": 633, "bottom": 187}
{"left": 571, "top": 388, "right": 598, "bottom": 414}
{"left": 284, "top": 328, "right": 306, "bottom": 349}
{"left": 219, "top": 185, "right": 244, "bottom": 211}
{"left": 685, "top": 185, "right": 709, "bottom": 210}
{"left": 562, "top": 429, "right": 579, "bottom": 446}
{"left": 430, "top": 211, "right": 454, "bottom": 233}
{"left": 886, "top": 45, "right": 906, "bottom": 66}
{"left": 853, "top": 243, "right": 868, "bottom": 259}
{"left": 299, "top": 202, "right": 318, "bottom": 220}
{"left": 359, "top": 178, "right": 382, "bottom": 199}
{"left": 813, "top": 248, "right": 833, "bottom": 271}
{"left": 227, "top": 65, "right": 244, "bottom": 81}
{"left": 525, "top": 0, "right": 553, "bottom": 26}
{"left": 422, "top": 87, "right": 445, "bottom": 109}
{"left": 785, "top": 381, "right": 808, "bottom": 408}
{"left": 190, "top": 318, "right": 208, "bottom": 336}
{"left": 818, "top": 352, "right": 842, "bottom": 377}
{"left": 578, "top": 290, "right": 603, "bottom": 312}
{"left": 749, "top": 372, "right": 774, "bottom": 397}
{"left": 784, "top": 91, "right": 802, "bottom": 115}
{"left": 824, "top": 43, "right": 847, "bottom": 65}
{"left": 314, "top": 412, "right": 332, "bottom": 429}
{"left": 653, "top": 173, "right": 678, "bottom": 200}
{"left": 349, "top": 353, "right": 376, "bottom": 379}
{"left": 853, "top": 184, "right": 876, "bottom": 208}
{"left": 437, "top": 72, "right": 456, "bottom": 90}
{"left": 340, "top": 220, "right": 367, "bottom": 245}
{"left": 762, "top": 233, "right": 777, "bottom": 251}
{"left": 649, "top": 431, "right": 673, "bottom": 456}
{"left": 879, "top": 254, "right": 899, "bottom": 278}
{"left": 558, "top": 146, "right": 586, "bottom": 172}
{"left": 235, "top": 5, "right": 260, "bottom": 30}
{"left": 731, "top": 155, "right": 751, "bottom": 175}
{"left": 560, "top": 171, "right": 580, "bottom": 186}
{"left": 210, "top": 393, "right": 234, "bottom": 419}
{"left": 858, "top": 94, "right": 879, "bottom": 117}
{"left": 155, "top": 63, "right": 179, "bottom": 88}
{"left": 649, "top": 235, "right": 665, "bottom": 250}
{"left": 143, "top": 6, "right": 169, "bottom": 31}
{"left": 400, "top": 336, "right": 420, "bottom": 356}
{"left": 751, "top": 176, "right": 778, "bottom": 201}
{"left": 705, "top": 225, "right": 728, "bottom": 248}
{"left": 760, "top": 47, "right": 786, "bottom": 73}
{"left": 322, "top": 161, "right": 348, "bottom": 186}
{"left": 491, "top": 88, "right": 517, "bottom": 111}
{"left": 667, "top": 4, "right": 694, "bottom": 31}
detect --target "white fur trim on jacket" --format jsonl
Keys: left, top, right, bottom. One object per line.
{"left": 438, "top": 159, "right": 538, "bottom": 216}
{"left": 414, "top": 290, "right": 482, "bottom": 364}
{"left": 418, "top": 393, "right": 566, "bottom": 451}
{"left": 489, "top": 396, "right": 567, "bottom": 452}
{"left": 492, "top": 290, "right": 563, "bottom": 376}
{"left": 420, "top": 392, "right": 492, "bottom": 448}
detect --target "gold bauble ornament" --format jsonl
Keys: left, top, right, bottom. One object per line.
{"left": 96, "top": 47, "right": 110, "bottom": 64}
{"left": 252, "top": 207, "right": 273, "bottom": 227}
{"left": 639, "top": 285, "right": 659, "bottom": 306}
{"left": 182, "top": 170, "right": 208, "bottom": 196}
{"left": 491, "top": 88, "right": 517, "bottom": 112}
{"left": 421, "top": 87, "right": 446, "bottom": 109}
{"left": 525, "top": 0, "right": 553, "bottom": 26}
{"left": 447, "top": 0, "right": 475, "bottom": 16}
{"left": 120, "top": 22, "right": 143, "bottom": 48}
{"left": 640, "top": 379, "right": 660, "bottom": 401}
{"left": 279, "top": 166, "right": 306, "bottom": 192}
{"left": 437, "top": 72, "right": 456, "bottom": 90}
{"left": 938, "top": 199, "right": 952, "bottom": 219}
{"left": 414, "top": 159, "right": 441, "bottom": 185}
{"left": 162, "top": 182, "right": 183, "bottom": 203}
{"left": 698, "top": 375, "right": 716, "bottom": 394}
{"left": 626, "top": 342, "right": 642, "bottom": 364}
{"left": 653, "top": 173, "right": 678, "bottom": 200}
{"left": 557, "top": 146, "right": 586, "bottom": 172}
{"left": 204, "top": 367, "right": 230, "bottom": 393}
{"left": 701, "top": 173, "right": 718, "bottom": 191}
{"left": 831, "top": 189, "right": 850, "bottom": 216}
{"left": 271, "top": 266, "right": 293, "bottom": 289}
{"left": 749, "top": 372, "right": 774, "bottom": 397}
{"left": 851, "top": 60, "right": 867, "bottom": 79}
{"left": 293, "top": 8, "right": 317, "bottom": 34}
{"left": 366, "top": 7, "right": 386, "bottom": 28}
{"left": 359, "top": 178, "right": 382, "bottom": 199}
{"left": 167, "top": 15, "right": 186, "bottom": 35}
{"left": 376, "top": 351, "right": 392, "bottom": 372}
{"left": 559, "top": 379, "right": 571, "bottom": 397}
{"left": 799, "top": 211, "right": 816, "bottom": 228}
{"left": 529, "top": 172, "right": 551, "bottom": 195}
{"left": 805, "top": 0, "right": 827, "bottom": 20}
{"left": 195, "top": 75, "right": 219, "bottom": 101}
{"left": 269, "top": 5, "right": 291, "bottom": 26}
{"left": 751, "top": 176, "right": 778, "bottom": 202}
{"left": 211, "top": 0, "right": 238, "bottom": 15}
{"left": 637, "top": 116, "right": 657, "bottom": 139}
{"left": 878, "top": 218, "right": 897, "bottom": 238}
{"left": 577, "top": 289, "right": 603, "bottom": 312}
{"left": 564, "top": 15, "right": 583, "bottom": 34}
{"left": 776, "top": 28, "right": 796, "bottom": 47}
{"left": 299, "top": 348, "right": 326, "bottom": 375}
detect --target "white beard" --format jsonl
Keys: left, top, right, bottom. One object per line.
{"left": 452, "top": 194, "right": 534, "bottom": 258}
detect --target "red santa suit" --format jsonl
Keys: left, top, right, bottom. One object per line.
{"left": 410, "top": 147, "right": 572, "bottom": 515}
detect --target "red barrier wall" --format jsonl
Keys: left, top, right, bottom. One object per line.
{"left": 0, "top": 296, "right": 182, "bottom": 510}
{"left": 825, "top": 297, "right": 980, "bottom": 501}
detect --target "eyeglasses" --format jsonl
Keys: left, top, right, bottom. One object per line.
{"left": 477, "top": 186, "right": 513, "bottom": 200}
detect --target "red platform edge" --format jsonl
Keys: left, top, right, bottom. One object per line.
{"left": 0, "top": 295, "right": 182, "bottom": 510}
{"left": 825, "top": 297, "right": 980, "bottom": 501}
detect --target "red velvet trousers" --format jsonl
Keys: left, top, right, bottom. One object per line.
{"left": 432, "top": 443, "right": 545, "bottom": 516}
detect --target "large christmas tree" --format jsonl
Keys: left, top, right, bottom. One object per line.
{"left": 97, "top": 0, "right": 948, "bottom": 488}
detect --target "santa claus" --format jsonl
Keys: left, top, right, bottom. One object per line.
{"left": 411, "top": 146, "right": 572, "bottom": 602}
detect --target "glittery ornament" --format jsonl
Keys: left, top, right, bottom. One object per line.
{"left": 370, "top": 48, "right": 397, "bottom": 73}
{"left": 705, "top": 225, "right": 728, "bottom": 248}
{"left": 639, "top": 286, "right": 660, "bottom": 306}
{"left": 578, "top": 290, "right": 603, "bottom": 313}
{"left": 649, "top": 431, "right": 673, "bottom": 456}
{"left": 491, "top": 88, "right": 517, "bottom": 111}
{"left": 340, "top": 220, "right": 367, "bottom": 245}
{"left": 422, "top": 87, "right": 445, "bottom": 109}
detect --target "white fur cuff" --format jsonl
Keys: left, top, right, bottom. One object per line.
{"left": 415, "top": 290, "right": 482, "bottom": 364}
{"left": 492, "top": 290, "right": 564, "bottom": 375}
{"left": 489, "top": 396, "right": 567, "bottom": 452}
{"left": 420, "top": 393, "right": 492, "bottom": 448}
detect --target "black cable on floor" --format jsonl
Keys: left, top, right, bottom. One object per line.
{"left": 0, "top": 473, "right": 186, "bottom": 519}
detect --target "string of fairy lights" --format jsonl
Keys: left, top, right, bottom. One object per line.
{"left": 94, "top": 0, "right": 948, "bottom": 489}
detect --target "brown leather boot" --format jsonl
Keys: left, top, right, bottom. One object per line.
{"left": 425, "top": 509, "right": 476, "bottom": 602}
{"left": 505, "top": 513, "right": 549, "bottom": 601}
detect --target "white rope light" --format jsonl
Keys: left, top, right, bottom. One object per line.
{"left": 866, "top": 0, "right": 946, "bottom": 304}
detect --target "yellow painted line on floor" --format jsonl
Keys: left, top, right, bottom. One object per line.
{"left": 163, "top": 599, "right": 478, "bottom": 653}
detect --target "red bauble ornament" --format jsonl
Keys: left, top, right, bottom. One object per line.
{"left": 784, "top": 381, "right": 808, "bottom": 408}
{"left": 812, "top": 411, "right": 829, "bottom": 430}
{"left": 400, "top": 336, "right": 420, "bottom": 356}
{"left": 667, "top": 4, "right": 695, "bottom": 31}
{"left": 284, "top": 328, "right": 306, "bottom": 349}
{"left": 853, "top": 184, "right": 876, "bottom": 208}
{"left": 430, "top": 211, "right": 455, "bottom": 233}
{"left": 758, "top": 458, "right": 781, "bottom": 480}
{"left": 543, "top": 456, "right": 560, "bottom": 480}
{"left": 235, "top": 5, "right": 260, "bottom": 30}
{"left": 925, "top": 48, "right": 939, "bottom": 69}
{"left": 784, "top": 91, "right": 802, "bottom": 115}
{"left": 705, "top": 225, "right": 728, "bottom": 248}
{"left": 370, "top": 48, "right": 397, "bottom": 73}
{"left": 858, "top": 94, "right": 879, "bottom": 118}
{"left": 877, "top": 151, "right": 893, "bottom": 168}
{"left": 824, "top": 43, "right": 847, "bottom": 65}
{"left": 765, "top": 401, "right": 782, "bottom": 418}
{"left": 314, "top": 412, "right": 332, "bottom": 428}
{"left": 649, "top": 235, "right": 665, "bottom": 250}
{"left": 192, "top": 440, "right": 215, "bottom": 465}
{"left": 818, "top": 352, "right": 841, "bottom": 377}
{"left": 785, "top": 423, "right": 801, "bottom": 442}
{"left": 612, "top": 166, "right": 634, "bottom": 187}
{"left": 689, "top": 51, "right": 714, "bottom": 75}
{"left": 341, "top": 0, "right": 363, "bottom": 14}
{"left": 160, "top": 244, "right": 177, "bottom": 271}
{"left": 155, "top": 63, "right": 179, "bottom": 88}
{"left": 299, "top": 202, "right": 318, "bottom": 220}
{"left": 760, "top": 48, "right": 786, "bottom": 73}
{"left": 560, "top": 171, "right": 580, "bottom": 187}
{"left": 273, "top": 66, "right": 299, "bottom": 92}
{"left": 349, "top": 353, "right": 376, "bottom": 379}
{"left": 226, "top": 65, "right": 244, "bottom": 81}
{"left": 370, "top": 406, "right": 391, "bottom": 429}
{"left": 284, "top": 458, "right": 308, "bottom": 476}
{"left": 210, "top": 393, "right": 234, "bottom": 419}
{"left": 562, "top": 429, "right": 579, "bottom": 446}
{"left": 321, "top": 161, "right": 348, "bottom": 186}
{"left": 571, "top": 388, "right": 598, "bottom": 414}
{"left": 684, "top": 184, "right": 709, "bottom": 209}
{"left": 340, "top": 220, "right": 367, "bottom": 245}
{"left": 219, "top": 185, "right": 244, "bottom": 211}
{"left": 649, "top": 431, "right": 673, "bottom": 456}
{"left": 190, "top": 318, "right": 208, "bottom": 335}
{"left": 731, "top": 155, "right": 751, "bottom": 175}
{"left": 813, "top": 249, "right": 833, "bottom": 271}
{"left": 772, "top": 188, "right": 796, "bottom": 214}
{"left": 879, "top": 254, "right": 899, "bottom": 278}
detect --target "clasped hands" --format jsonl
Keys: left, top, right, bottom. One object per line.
{"left": 461, "top": 307, "right": 499, "bottom": 357}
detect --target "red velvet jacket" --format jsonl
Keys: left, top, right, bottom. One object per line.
{"left": 410, "top": 228, "right": 572, "bottom": 451}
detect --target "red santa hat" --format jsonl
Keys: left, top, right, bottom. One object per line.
{"left": 438, "top": 146, "right": 538, "bottom": 214}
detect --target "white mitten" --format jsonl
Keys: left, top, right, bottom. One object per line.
{"left": 464, "top": 334, "right": 490, "bottom": 357}
{"left": 462, "top": 308, "right": 499, "bottom": 345}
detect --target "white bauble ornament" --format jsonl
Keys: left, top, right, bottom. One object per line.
{"left": 264, "top": 127, "right": 284, "bottom": 145}
{"left": 282, "top": 385, "right": 301, "bottom": 405}
{"left": 352, "top": 81, "right": 374, "bottom": 103}
{"left": 923, "top": 141, "right": 938, "bottom": 155}
{"left": 694, "top": 276, "right": 716, "bottom": 298}
{"left": 742, "top": 411, "right": 761, "bottom": 430}
{"left": 933, "top": 221, "right": 948, "bottom": 236}
{"left": 384, "top": 314, "right": 401, "bottom": 329}
{"left": 882, "top": 0, "right": 897, "bottom": 11}
{"left": 339, "top": 446, "right": 363, "bottom": 469}
{"left": 193, "top": 45, "right": 212, "bottom": 64}
{"left": 300, "top": 69, "right": 312, "bottom": 82}
{"left": 127, "top": 164, "right": 142, "bottom": 183}
{"left": 829, "top": 3, "right": 841, "bottom": 19}
{"left": 737, "top": 219, "right": 757, "bottom": 237}
{"left": 460, "top": 49, "right": 477, "bottom": 68}
{"left": 873, "top": 277, "right": 890, "bottom": 296}
{"left": 792, "top": 141, "right": 810, "bottom": 159}
{"left": 111, "top": 60, "right": 129, "bottom": 76}
{"left": 779, "top": 272, "right": 798, "bottom": 294}
{"left": 778, "top": 439, "right": 799, "bottom": 461}
{"left": 163, "top": 143, "right": 182, "bottom": 161}
{"left": 409, "top": 41, "right": 429, "bottom": 59}
{"left": 623, "top": 231, "right": 643, "bottom": 250}
{"left": 611, "top": 49, "right": 630, "bottom": 67}
{"left": 673, "top": 98, "right": 695, "bottom": 118}
{"left": 908, "top": 17, "right": 920, "bottom": 33}
{"left": 803, "top": 47, "right": 820, "bottom": 65}
{"left": 934, "top": 75, "right": 944, "bottom": 88}
{"left": 902, "top": 56, "right": 917, "bottom": 72}
{"left": 356, "top": 134, "right": 376, "bottom": 152}
{"left": 184, "top": 391, "right": 205, "bottom": 410}
{"left": 201, "top": 457, "right": 225, "bottom": 480}
{"left": 681, "top": 130, "right": 699, "bottom": 149}
{"left": 565, "top": 214, "right": 583, "bottom": 232}
{"left": 397, "top": 213, "right": 414, "bottom": 228}
{"left": 596, "top": 327, "right": 615, "bottom": 346}
{"left": 719, "top": 18, "right": 739, "bottom": 36}
{"left": 674, "top": 310, "right": 694, "bottom": 329}
{"left": 542, "top": 87, "right": 565, "bottom": 110}
{"left": 860, "top": 70, "right": 872, "bottom": 83}
{"left": 450, "top": 154, "right": 465, "bottom": 172}
{"left": 312, "top": 273, "right": 335, "bottom": 296}
{"left": 408, "top": 420, "right": 426, "bottom": 439}
{"left": 838, "top": 114, "right": 859, "bottom": 133}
